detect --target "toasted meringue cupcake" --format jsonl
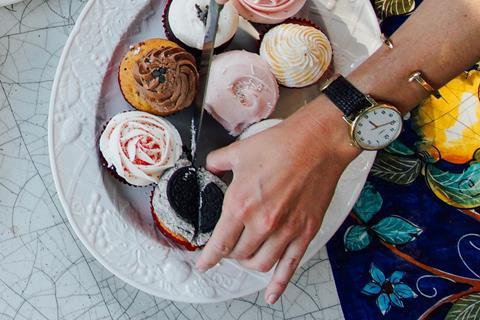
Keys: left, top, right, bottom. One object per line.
{"left": 99, "top": 111, "right": 182, "bottom": 187}
{"left": 260, "top": 22, "right": 333, "bottom": 88}
{"left": 151, "top": 159, "right": 227, "bottom": 250}
{"left": 119, "top": 39, "right": 199, "bottom": 116}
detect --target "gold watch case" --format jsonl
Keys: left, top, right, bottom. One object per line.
{"left": 343, "top": 97, "right": 403, "bottom": 151}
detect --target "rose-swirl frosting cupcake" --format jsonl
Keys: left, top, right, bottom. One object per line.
{"left": 99, "top": 111, "right": 182, "bottom": 187}
{"left": 119, "top": 39, "right": 199, "bottom": 116}
{"left": 260, "top": 23, "right": 333, "bottom": 88}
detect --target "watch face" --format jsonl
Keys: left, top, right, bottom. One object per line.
{"left": 353, "top": 105, "right": 403, "bottom": 150}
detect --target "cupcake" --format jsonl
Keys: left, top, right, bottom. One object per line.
{"left": 151, "top": 159, "right": 227, "bottom": 250}
{"left": 163, "top": 0, "right": 239, "bottom": 51}
{"left": 205, "top": 50, "right": 279, "bottom": 136}
{"left": 260, "top": 22, "right": 333, "bottom": 88}
{"left": 239, "top": 118, "right": 283, "bottom": 140}
{"left": 99, "top": 111, "right": 183, "bottom": 187}
{"left": 231, "top": 0, "right": 306, "bottom": 24}
{"left": 119, "top": 39, "right": 199, "bottom": 116}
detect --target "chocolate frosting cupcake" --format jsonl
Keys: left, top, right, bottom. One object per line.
{"left": 133, "top": 47, "right": 198, "bottom": 115}
{"left": 119, "top": 39, "right": 199, "bottom": 116}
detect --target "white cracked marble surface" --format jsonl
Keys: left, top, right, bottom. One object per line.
{"left": 0, "top": 0, "right": 344, "bottom": 319}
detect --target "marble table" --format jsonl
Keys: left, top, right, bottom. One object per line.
{"left": 0, "top": 1, "right": 343, "bottom": 319}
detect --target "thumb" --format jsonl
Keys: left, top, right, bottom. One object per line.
{"left": 206, "top": 145, "right": 235, "bottom": 175}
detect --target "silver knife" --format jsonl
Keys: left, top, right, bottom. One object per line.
{"left": 191, "top": 0, "right": 228, "bottom": 167}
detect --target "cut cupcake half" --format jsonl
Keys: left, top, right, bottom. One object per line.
{"left": 151, "top": 159, "right": 227, "bottom": 250}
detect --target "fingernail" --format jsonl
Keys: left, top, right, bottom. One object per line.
{"left": 266, "top": 293, "right": 278, "bottom": 305}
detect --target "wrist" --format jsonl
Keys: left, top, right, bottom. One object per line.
{"left": 287, "top": 95, "right": 361, "bottom": 165}
{"left": 346, "top": 47, "right": 425, "bottom": 114}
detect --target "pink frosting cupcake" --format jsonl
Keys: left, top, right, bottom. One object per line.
{"left": 231, "top": 0, "right": 306, "bottom": 24}
{"left": 205, "top": 50, "right": 279, "bottom": 136}
{"left": 99, "top": 111, "right": 183, "bottom": 187}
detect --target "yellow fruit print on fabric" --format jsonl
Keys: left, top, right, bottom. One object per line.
{"left": 413, "top": 70, "right": 480, "bottom": 165}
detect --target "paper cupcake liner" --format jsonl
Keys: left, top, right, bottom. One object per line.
{"left": 162, "top": 0, "right": 234, "bottom": 56}
{"left": 258, "top": 18, "right": 335, "bottom": 89}
{"left": 150, "top": 189, "right": 200, "bottom": 251}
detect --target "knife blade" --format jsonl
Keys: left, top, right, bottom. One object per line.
{"left": 191, "top": 0, "right": 225, "bottom": 167}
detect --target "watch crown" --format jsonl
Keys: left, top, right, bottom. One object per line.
{"left": 365, "top": 95, "right": 377, "bottom": 106}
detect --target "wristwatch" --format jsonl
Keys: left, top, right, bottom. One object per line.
{"left": 320, "top": 75, "right": 403, "bottom": 151}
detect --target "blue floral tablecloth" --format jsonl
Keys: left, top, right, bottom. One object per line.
{"left": 327, "top": 1, "right": 480, "bottom": 319}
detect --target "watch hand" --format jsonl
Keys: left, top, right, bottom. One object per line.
{"left": 375, "top": 120, "right": 396, "bottom": 129}
{"left": 369, "top": 121, "right": 379, "bottom": 129}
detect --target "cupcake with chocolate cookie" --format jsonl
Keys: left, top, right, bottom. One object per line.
{"left": 151, "top": 159, "right": 226, "bottom": 250}
{"left": 119, "top": 39, "right": 199, "bottom": 116}
{"left": 99, "top": 111, "right": 183, "bottom": 187}
{"left": 163, "top": 0, "right": 239, "bottom": 51}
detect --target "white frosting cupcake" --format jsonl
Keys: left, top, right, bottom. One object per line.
{"left": 260, "top": 23, "right": 333, "bottom": 88}
{"left": 167, "top": 0, "right": 239, "bottom": 50}
{"left": 99, "top": 111, "right": 182, "bottom": 187}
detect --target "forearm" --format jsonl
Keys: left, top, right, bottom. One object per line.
{"left": 293, "top": 0, "right": 480, "bottom": 161}
{"left": 349, "top": 0, "right": 480, "bottom": 113}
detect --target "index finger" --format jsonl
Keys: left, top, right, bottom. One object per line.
{"left": 196, "top": 187, "right": 244, "bottom": 272}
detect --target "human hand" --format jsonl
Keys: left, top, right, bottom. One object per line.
{"left": 216, "top": 0, "right": 229, "bottom": 4}
{"left": 196, "top": 96, "right": 360, "bottom": 304}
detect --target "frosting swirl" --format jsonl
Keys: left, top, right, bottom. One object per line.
{"left": 99, "top": 111, "right": 182, "bottom": 186}
{"left": 232, "top": 0, "right": 305, "bottom": 24}
{"left": 133, "top": 47, "right": 198, "bottom": 115}
{"left": 260, "top": 23, "right": 332, "bottom": 88}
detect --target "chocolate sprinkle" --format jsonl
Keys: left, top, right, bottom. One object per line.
{"left": 195, "top": 4, "right": 209, "bottom": 26}
{"left": 167, "top": 167, "right": 199, "bottom": 226}
{"left": 152, "top": 67, "right": 167, "bottom": 83}
{"left": 199, "top": 183, "right": 224, "bottom": 233}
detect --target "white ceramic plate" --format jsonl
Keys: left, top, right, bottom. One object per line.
{"left": 48, "top": 0, "right": 381, "bottom": 303}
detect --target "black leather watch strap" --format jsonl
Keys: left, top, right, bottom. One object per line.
{"left": 322, "top": 75, "right": 372, "bottom": 118}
